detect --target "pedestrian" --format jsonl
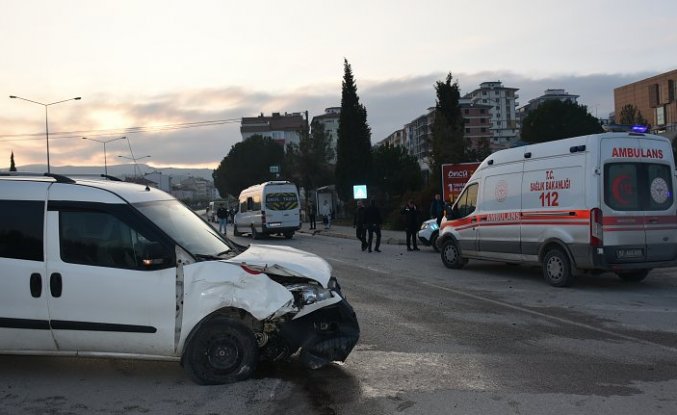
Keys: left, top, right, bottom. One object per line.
{"left": 216, "top": 204, "right": 228, "bottom": 234}
{"left": 364, "top": 198, "right": 382, "bottom": 253}
{"left": 430, "top": 193, "right": 445, "bottom": 226}
{"left": 308, "top": 202, "right": 317, "bottom": 230}
{"left": 320, "top": 200, "right": 332, "bottom": 229}
{"left": 401, "top": 199, "right": 420, "bottom": 251}
{"left": 353, "top": 200, "right": 367, "bottom": 251}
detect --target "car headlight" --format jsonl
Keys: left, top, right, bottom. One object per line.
{"left": 287, "top": 284, "right": 334, "bottom": 305}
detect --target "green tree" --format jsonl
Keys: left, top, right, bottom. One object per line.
{"left": 618, "top": 104, "right": 648, "bottom": 126}
{"left": 371, "top": 143, "right": 422, "bottom": 198}
{"left": 10, "top": 151, "right": 17, "bottom": 172}
{"left": 285, "top": 121, "right": 335, "bottom": 202}
{"left": 466, "top": 137, "right": 491, "bottom": 162}
{"left": 521, "top": 100, "right": 604, "bottom": 143}
{"left": 212, "top": 135, "right": 285, "bottom": 197}
{"left": 335, "top": 59, "right": 372, "bottom": 201}
{"left": 430, "top": 73, "right": 465, "bottom": 183}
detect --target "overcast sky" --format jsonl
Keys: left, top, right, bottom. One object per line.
{"left": 1, "top": 0, "right": 675, "bottom": 170}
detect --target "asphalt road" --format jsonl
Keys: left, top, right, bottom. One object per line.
{"left": 2, "top": 227, "right": 677, "bottom": 414}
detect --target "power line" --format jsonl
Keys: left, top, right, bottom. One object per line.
{"left": 0, "top": 118, "right": 242, "bottom": 143}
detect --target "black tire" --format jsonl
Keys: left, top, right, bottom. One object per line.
{"left": 182, "top": 317, "right": 258, "bottom": 385}
{"left": 283, "top": 231, "right": 294, "bottom": 239}
{"left": 431, "top": 232, "right": 439, "bottom": 252}
{"left": 233, "top": 224, "right": 242, "bottom": 237}
{"left": 543, "top": 248, "right": 574, "bottom": 287}
{"left": 617, "top": 269, "right": 650, "bottom": 282}
{"left": 441, "top": 238, "right": 465, "bottom": 269}
{"left": 251, "top": 225, "right": 259, "bottom": 240}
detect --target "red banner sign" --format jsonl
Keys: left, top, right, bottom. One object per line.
{"left": 441, "top": 162, "right": 480, "bottom": 203}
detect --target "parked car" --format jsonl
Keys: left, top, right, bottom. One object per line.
{"left": 418, "top": 219, "right": 440, "bottom": 251}
{"left": 0, "top": 173, "right": 359, "bottom": 384}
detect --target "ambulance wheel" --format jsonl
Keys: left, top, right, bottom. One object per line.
{"left": 233, "top": 224, "right": 242, "bottom": 237}
{"left": 441, "top": 239, "right": 465, "bottom": 269}
{"left": 182, "top": 317, "right": 258, "bottom": 385}
{"left": 543, "top": 248, "right": 574, "bottom": 287}
{"left": 616, "top": 269, "right": 650, "bottom": 282}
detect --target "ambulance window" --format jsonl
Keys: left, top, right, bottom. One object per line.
{"left": 604, "top": 163, "right": 673, "bottom": 211}
{"left": 647, "top": 164, "right": 673, "bottom": 210}
{"left": 457, "top": 183, "right": 478, "bottom": 217}
{"left": 604, "top": 164, "right": 640, "bottom": 211}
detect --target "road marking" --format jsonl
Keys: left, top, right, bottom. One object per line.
{"left": 327, "top": 257, "right": 389, "bottom": 274}
{"left": 420, "top": 281, "right": 677, "bottom": 354}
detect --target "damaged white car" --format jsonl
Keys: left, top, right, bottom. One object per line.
{"left": 0, "top": 174, "right": 360, "bottom": 384}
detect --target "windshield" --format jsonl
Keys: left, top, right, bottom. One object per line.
{"left": 134, "top": 199, "right": 231, "bottom": 257}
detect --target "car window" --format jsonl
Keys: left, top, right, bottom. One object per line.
{"left": 265, "top": 192, "right": 298, "bottom": 210}
{"left": 60, "top": 210, "right": 169, "bottom": 269}
{"left": 0, "top": 200, "right": 44, "bottom": 261}
{"left": 454, "top": 183, "right": 478, "bottom": 218}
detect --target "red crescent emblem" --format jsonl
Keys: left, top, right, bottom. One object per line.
{"left": 611, "top": 175, "right": 632, "bottom": 206}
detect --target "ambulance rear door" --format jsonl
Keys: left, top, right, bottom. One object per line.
{"left": 601, "top": 134, "right": 677, "bottom": 264}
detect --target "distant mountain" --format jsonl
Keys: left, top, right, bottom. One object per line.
{"left": 9, "top": 164, "right": 215, "bottom": 181}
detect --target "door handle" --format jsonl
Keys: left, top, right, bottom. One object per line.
{"left": 50, "top": 273, "right": 63, "bottom": 298}
{"left": 30, "top": 273, "right": 42, "bottom": 298}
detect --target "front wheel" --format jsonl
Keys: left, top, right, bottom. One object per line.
{"left": 283, "top": 231, "right": 294, "bottom": 239}
{"left": 441, "top": 239, "right": 465, "bottom": 269}
{"left": 182, "top": 317, "right": 258, "bottom": 385}
{"left": 543, "top": 248, "right": 574, "bottom": 287}
{"left": 431, "top": 232, "right": 439, "bottom": 252}
{"left": 617, "top": 269, "right": 650, "bottom": 282}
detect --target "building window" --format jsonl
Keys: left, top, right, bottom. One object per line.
{"left": 464, "top": 109, "right": 469, "bottom": 115}
{"left": 481, "top": 128, "right": 487, "bottom": 133}
{"left": 465, "top": 128, "right": 471, "bottom": 133}
{"left": 480, "top": 118, "right": 486, "bottom": 123}
{"left": 480, "top": 109, "right": 486, "bottom": 114}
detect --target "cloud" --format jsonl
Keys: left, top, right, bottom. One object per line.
{"left": 0, "top": 70, "right": 659, "bottom": 170}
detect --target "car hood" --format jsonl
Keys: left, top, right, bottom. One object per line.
{"left": 227, "top": 244, "right": 332, "bottom": 287}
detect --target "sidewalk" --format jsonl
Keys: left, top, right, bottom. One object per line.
{"left": 297, "top": 224, "right": 407, "bottom": 246}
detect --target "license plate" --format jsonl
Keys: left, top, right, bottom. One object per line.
{"left": 617, "top": 248, "right": 643, "bottom": 259}
{"left": 268, "top": 222, "right": 281, "bottom": 227}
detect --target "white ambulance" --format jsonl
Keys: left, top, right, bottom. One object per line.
{"left": 233, "top": 181, "right": 301, "bottom": 239}
{"left": 437, "top": 131, "right": 677, "bottom": 287}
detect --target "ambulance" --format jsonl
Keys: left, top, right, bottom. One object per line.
{"left": 437, "top": 130, "right": 677, "bottom": 287}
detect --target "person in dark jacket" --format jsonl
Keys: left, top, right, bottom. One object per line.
{"left": 353, "top": 200, "right": 367, "bottom": 251}
{"left": 364, "top": 198, "right": 382, "bottom": 253}
{"left": 429, "top": 193, "right": 445, "bottom": 226}
{"left": 401, "top": 199, "right": 420, "bottom": 251}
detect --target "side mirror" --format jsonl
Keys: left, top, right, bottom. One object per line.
{"left": 140, "top": 242, "right": 170, "bottom": 268}
{"left": 445, "top": 205, "right": 459, "bottom": 220}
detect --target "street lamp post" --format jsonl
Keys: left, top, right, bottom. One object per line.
{"left": 82, "top": 136, "right": 126, "bottom": 176}
{"left": 9, "top": 95, "right": 82, "bottom": 173}
{"left": 118, "top": 154, "right": 151, "bottom": 178}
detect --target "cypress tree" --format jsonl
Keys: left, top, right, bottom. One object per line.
{"left": 430, "top": 73, "right": 465, "bottom": 184}
{"left": 335, "top": 59, "right": 372, "bottom": 202}
{"left": 10, "top": 151, "right": 17, "bottom": 172}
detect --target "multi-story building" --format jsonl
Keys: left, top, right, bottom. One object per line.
{"left": 240, "top": 112, "right": 306, "bottom": 147}
{"left": 311, "top": 107, "right": 341, "bottom": 162}
{"left": 517, "top": 89, "right": 580, "bottom": 126}
{"left": 376, "top": 128, "right": 406, "bottom": 148}
{"left": 614, "top": 69, "right": 677, "bottom": 136}
{"left": 465, "top": 81, "right": 519, "bottom": 149}
{"left": 405, "top": 108, "right": 436, "bottom": 173}
{"left": 460, "top": 98, "right": 493, "bottom": 151}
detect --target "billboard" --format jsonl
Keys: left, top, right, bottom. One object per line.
{"left": 441, "top": 162, "right": 480, "bottom": 203}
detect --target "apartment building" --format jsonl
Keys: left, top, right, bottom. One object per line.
{"left": 614, "top": 69, "right": 677, "bottom": 136}
{"left": 465, "top": 81, "right": 519, "bottom": 149}
{"left": 311, "top": 107, "right": 341, "bottom": 162}
{"left": 460, "top": 98, "right": 493, "bottom": 151}
{"left": 240, "top": 112, "right": 306, "bottom": 147}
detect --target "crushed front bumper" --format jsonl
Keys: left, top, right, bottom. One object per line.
{"left": 278, "top": 298, "right": 360, "bottom": 369}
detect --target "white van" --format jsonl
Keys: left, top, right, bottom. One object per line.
{"left": 0, "top": 173, "right": 358, "bottom": 384}
{"left": 438, "top": 131, "right": 677, "bottom": 287}
{"left": 234, "top": 181, "right": 301, "bottom": 239}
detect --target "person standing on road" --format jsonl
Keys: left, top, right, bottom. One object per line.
{"left": 364, "top": 198, "right": 382, "bottom": 253}
{"left": 430, "top": 193, "right": 445, "bottom": 226}
{"left": 401, "top": 199, "right": 420, "bottom": 251}
{"left": 216, "top": 204, "right": 228, "bottom": 234}
{"left": 320, "top": 200, "right": 332, "bottom": 229}
{"left": 308, "top": 202, "right": 317, "bottom": 230}
{"left": 353, "top": 200, "right": 367, "bottom": 251}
